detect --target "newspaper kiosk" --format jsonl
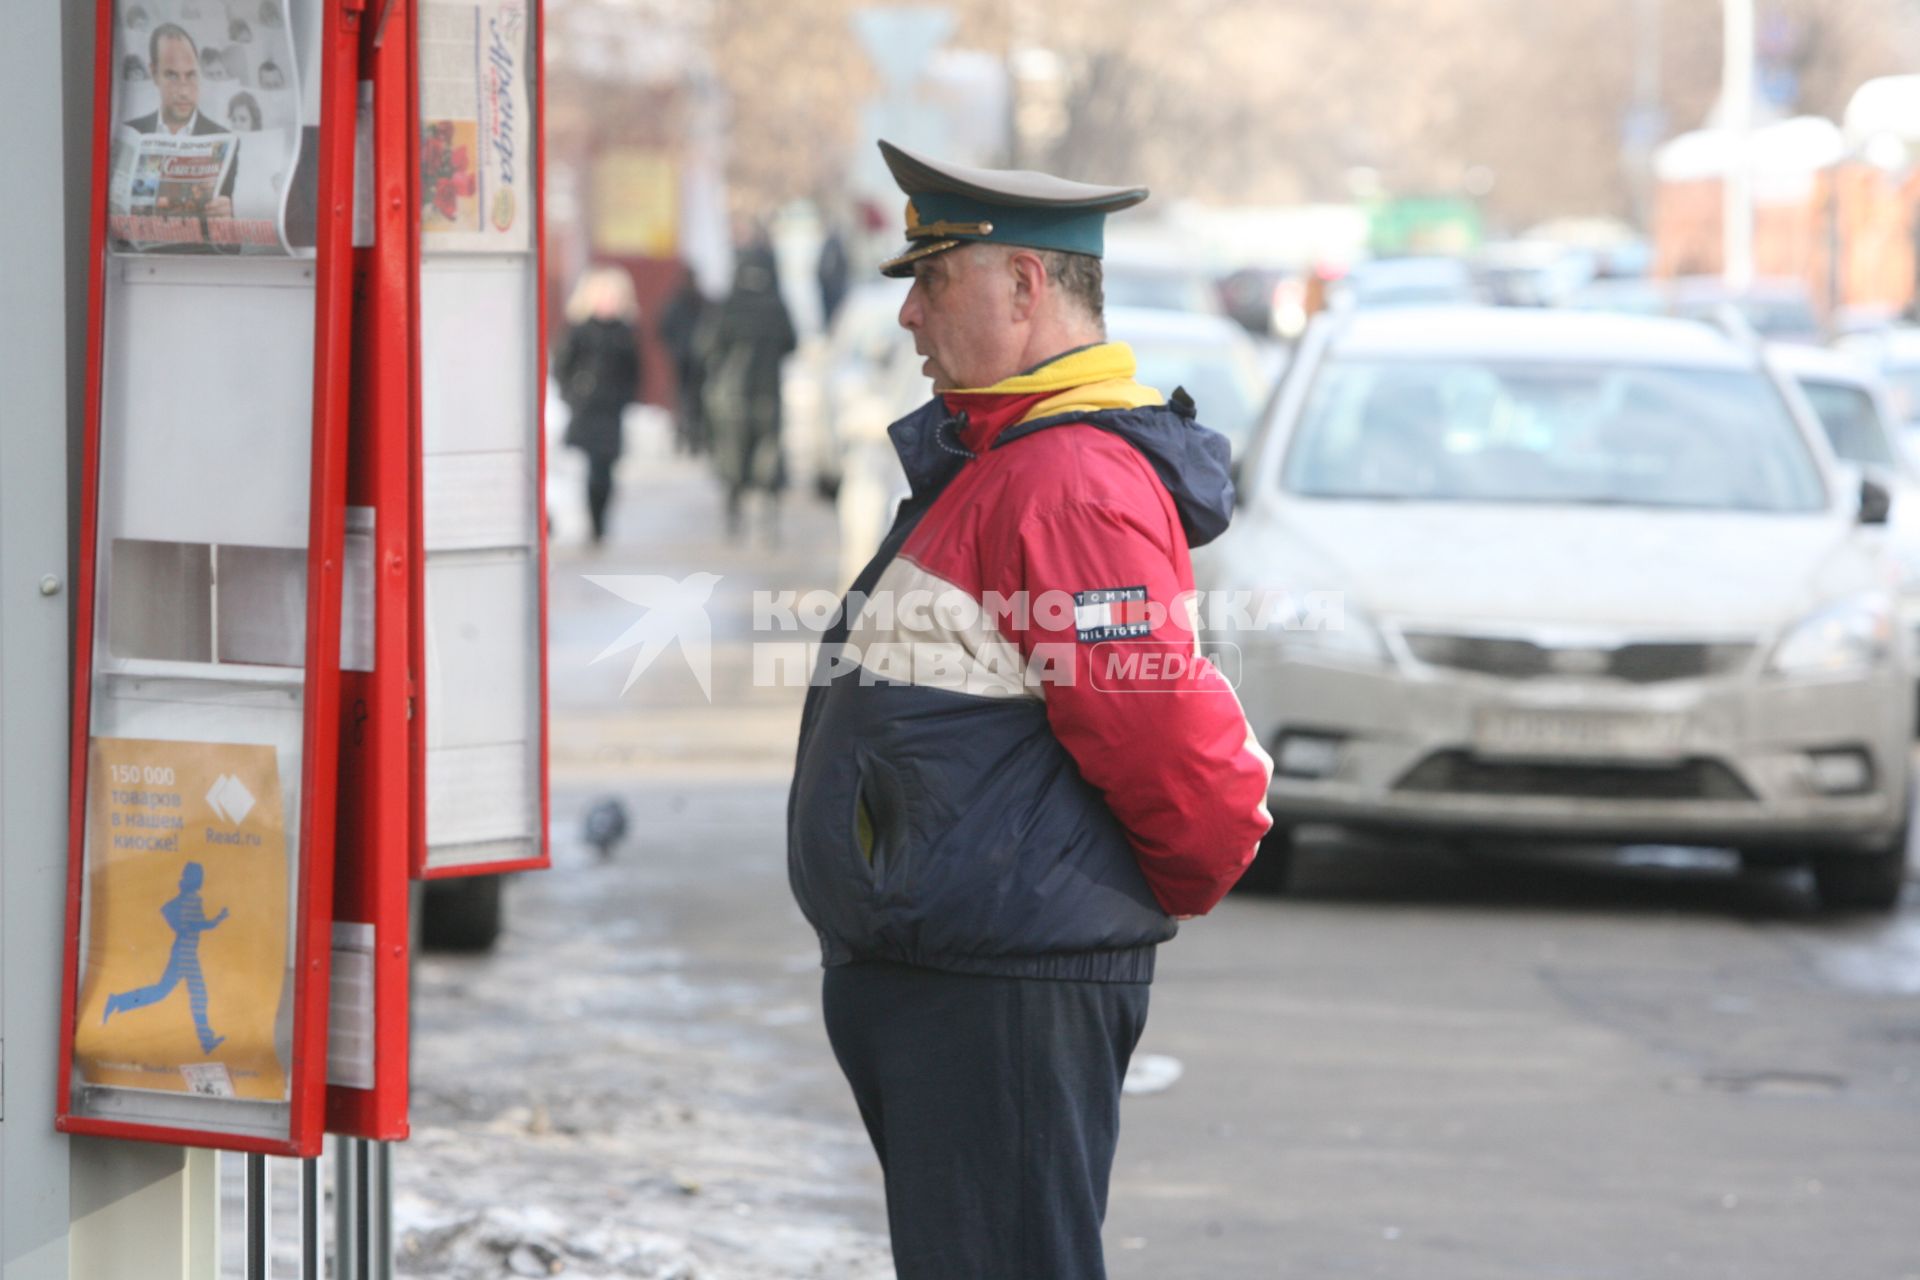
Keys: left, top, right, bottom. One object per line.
{"left": 410, "top": 0, "right": 550, "bottom": 880}
{"left": 58, "top": 0, "right": 363, "bottom": 1157}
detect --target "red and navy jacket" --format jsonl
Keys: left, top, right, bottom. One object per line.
{"left": 787, "top": 344, "right": 1274, "bottom": 982}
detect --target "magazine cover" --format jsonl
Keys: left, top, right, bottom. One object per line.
{"left": 419, "top": 0, "right": 532, "bottom": 253}
{"left": 107, "top": 0, "right": 306, "bottom": 254}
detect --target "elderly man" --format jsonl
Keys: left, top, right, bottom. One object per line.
{"left": 126, "top": 22, "right": 236, "bottom": 219}
{"left": 787, "top": 141, "right": 1275, "bottom": 1279}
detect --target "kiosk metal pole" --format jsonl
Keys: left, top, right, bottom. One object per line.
{"left": 334, "top": 1138, "right": 363, "bottom": 1280}
{"left": 244, "top": 1154, "right": 268, "bottom": 1280}
{"left": 333, "top": 1136, "right": 394, "bottom": 1280}
{"left": 372, "top": 1140, "right": 395, "bottom": 1279}
{"left": 303, "top": 1156, "right": 321, "bottom": 1278}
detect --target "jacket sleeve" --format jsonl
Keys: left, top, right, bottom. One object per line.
{"left": 614, "top": 324, "right": 643, "bottom": 405}
{"left": 555, "top": 325, "right": 584, "bottom": 404}
{"left": 1008, "top": 498, "right": 1274, "bottom": 917}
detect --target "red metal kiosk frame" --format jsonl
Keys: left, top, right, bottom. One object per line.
{"left": 328, "top": 0, "right": 549, "bottom": 1137}
{"left": 326, "top": 0, "right": 418, "bottom": 1141}
{"left": 58, "top": 0, "right": 365, "bottom": 1157}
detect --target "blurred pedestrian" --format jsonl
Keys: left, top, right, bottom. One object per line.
{"left": 657, "top": 263, "right": 709, "bottom": 455}
{"left": 787, "top": 141, "right": 1274, "bottom": 1280}
{"left": 557, "top": 266, "right": 642, "bottom": 546}
{"left": 816, "top": 225, "right": 850, "bottom": 329}
{"left": 697, "top": 242, "right": 795, "bottom": 541}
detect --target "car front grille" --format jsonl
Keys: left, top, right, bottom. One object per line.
{"left": 1393, "top": 752, "right": 1756, "bottom": 802}
{"left": 1399, "top": 632, "right": 1755, "bottom": 683}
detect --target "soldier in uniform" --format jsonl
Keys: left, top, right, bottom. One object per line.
{"left": 787, "top": 141, "right": 1275, "bottom": 1279}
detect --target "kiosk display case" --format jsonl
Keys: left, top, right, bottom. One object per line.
{"left": 410, "top": 0, "right": 549, "bottom": 878}
{"left": 59, "top": 0, "right": 365, "bottom": 1156}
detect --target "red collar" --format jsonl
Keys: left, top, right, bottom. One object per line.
{"left": 940, "top": 389, "right": 1056, "bottom": 453}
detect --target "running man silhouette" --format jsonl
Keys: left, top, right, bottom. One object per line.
{"left": 103, "top": 861, "right": 228, "bottom": 1053}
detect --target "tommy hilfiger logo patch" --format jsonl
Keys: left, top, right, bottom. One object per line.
{"left": 1074, "top": 586, "right": 1152, "bottom": 642}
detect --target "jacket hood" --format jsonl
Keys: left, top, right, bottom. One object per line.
{"left": 887, "top": 342, "right": 1239, "bottom": 547}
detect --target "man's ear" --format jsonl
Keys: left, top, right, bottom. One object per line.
{"left": 1007, "top": 249, "right": 1047, "bottom": 323}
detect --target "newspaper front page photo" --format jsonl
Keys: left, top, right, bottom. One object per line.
{"left": 108, "top": 0, "right": 310, "bottom": 255}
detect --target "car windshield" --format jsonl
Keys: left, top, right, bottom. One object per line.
{"left": 1343, "top": 262, "right": 1476, "bottom": 308}
{"left": 1282, "top": 358, "right": 1826, "bottom": 512}
{"left": 1674, "top": 295, "right": 1819, "bottom": 338}
{"left": 1128, "top": 339, "right": 1267, "bottom": 452}
{"left": 1797, "top": 379, "right": 1896, "bottom": 469}
{"left": 1886, "top": 365, "right": 1920, "bottom": 426}
{"left": 1359, "top": 284, "right": 1477, "bottom": 308}
{"left": 1104, "top": 270, "right": 1217, "bottom": 314}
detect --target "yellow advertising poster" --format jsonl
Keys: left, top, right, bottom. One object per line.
{"left": 591, "top": 150, "right": 678, "bottom": 258}
{"left": 73, "top": 738, "right": 291, "bottom": 1102}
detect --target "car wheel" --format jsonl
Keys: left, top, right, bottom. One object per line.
{"left": 1812, "top": 836, "right": 1909, "bottom": 913}
{"left": 1235, "top": 826, "right": 1295, "bottom": 895}
{"left": 420, "top": 875, "right": 505, "bottom": 951}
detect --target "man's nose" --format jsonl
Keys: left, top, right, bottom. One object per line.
{"left": 898, "top": 284, "right": 922, "bottom": 331}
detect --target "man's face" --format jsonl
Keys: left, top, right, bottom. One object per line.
{"left": 898, "top": 246, "right": 1023, "bottom": 392}
{"left": 153, "top": 36, "right": 200, "bottom": 127}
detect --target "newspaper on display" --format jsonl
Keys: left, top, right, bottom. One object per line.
{"left": 419, "top": 0, "right": 533, "bottom": 253}
{"left": 106, "top": 0, "right": 309, "bottom": 255}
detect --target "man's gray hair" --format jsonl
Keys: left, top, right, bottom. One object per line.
{"left": 1037, "top": 249, "right": 1105, "bottom": 334}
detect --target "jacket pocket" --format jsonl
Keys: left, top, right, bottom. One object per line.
{"left": 851, "top": 748, "right": 914, "bottom": 899}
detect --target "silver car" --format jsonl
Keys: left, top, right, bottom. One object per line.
{"left": 1770, "top": 341, "right": 1920, "bottom": 699}
{"left": 1200, "top": 307, "right": 1912, "bottom": 910}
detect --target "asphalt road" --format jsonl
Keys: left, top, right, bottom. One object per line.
{"left": 402, "top": 422, "right": 1920, "bottom": 1279}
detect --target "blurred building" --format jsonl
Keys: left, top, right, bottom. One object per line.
{"left": 545, "top": 0, "right": 731, "bottom": 402}
{"left": 1651, "top": 78, "right": 1920, "bottom": 317}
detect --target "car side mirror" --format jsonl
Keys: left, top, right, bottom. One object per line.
{"left": 1859, "top": 475, "right": 1892, "bottom": 526}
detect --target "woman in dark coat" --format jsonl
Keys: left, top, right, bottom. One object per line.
{"left": 697, "top": 244, "right": 796, "bottom": 540}
{"left": 657, "top": 265, "right": 710, "bottom": 455}
{"left": 557, "top": 267, "right": 643, "bottom": 545}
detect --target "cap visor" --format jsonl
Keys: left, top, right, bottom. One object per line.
{"left": 879, "top": 238, "right": 961, "bottom": 278}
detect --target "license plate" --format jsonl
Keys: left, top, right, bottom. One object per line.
{"left": 1472, "top": 709, "right": 1687, "bottom": 759}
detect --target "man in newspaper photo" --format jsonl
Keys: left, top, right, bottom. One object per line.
{"left": 125, "top": 22, "right": 235, "bottom": 219}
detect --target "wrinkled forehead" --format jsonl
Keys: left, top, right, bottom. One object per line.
{"left": 912, "top": 242, "right": 1004, "bottom": 283}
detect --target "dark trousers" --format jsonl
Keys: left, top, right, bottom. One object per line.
{"left": 823, "top": 961, "right": 1149, "bottom": 1280}
{"left": 585, "top": 454, "right": 616, "bottom": 543}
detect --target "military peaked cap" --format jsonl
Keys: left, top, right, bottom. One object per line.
{"left": 877, "top": 139, "right": 1149, "bottom": 278}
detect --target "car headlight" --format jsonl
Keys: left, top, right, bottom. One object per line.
{"left": 1277, "top": 600, "right": 1391, "bottom": 667}
{"left": 1767, "top": 594, "right": 1894, "bottom": 677}
{"left": 1889, "top": 536, "right": 1920, "bottom": 594}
